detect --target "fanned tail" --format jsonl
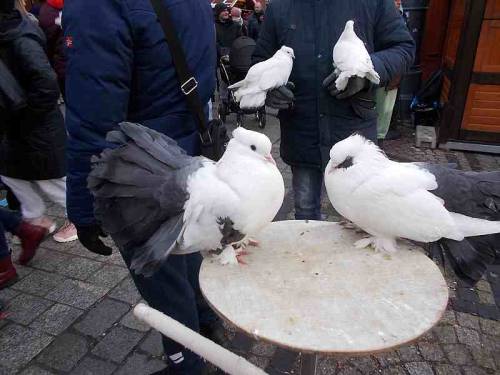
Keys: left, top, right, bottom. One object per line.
{"left": 450, "top": 212, "right": 500, "bottom": 237}
{"left": 88, "top": 122, "right": 203, "bottom": 276}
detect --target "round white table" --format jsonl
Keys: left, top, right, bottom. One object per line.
{"left": 200, "top": 221, "right": 449, "bottom": 374}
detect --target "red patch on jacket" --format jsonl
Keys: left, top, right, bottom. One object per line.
{"left": 65, "top": 36, "right": 73, "bottom": 48}
{"left": 47, "top": 0, "right": 64, "bottom": 10}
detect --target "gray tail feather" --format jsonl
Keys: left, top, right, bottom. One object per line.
{"left": 431, "top": 235, "right": 499, "bottom": 285}
{"left": 130, "top": 214, "right": 185, "bottom": 277}
{"left": 88, "top": 122, "right": 196, "bottom": 275}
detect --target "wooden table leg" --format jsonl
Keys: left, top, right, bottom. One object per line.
{"left": 300, "top": 352, "right": 318, "bottom": 375}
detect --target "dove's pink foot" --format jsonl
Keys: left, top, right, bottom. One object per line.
{"left": 236, "top": 250, "right": 249, "bottom": 265}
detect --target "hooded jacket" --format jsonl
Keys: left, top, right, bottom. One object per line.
{"left": 64, "top": 0, "right": 216, "bottom": 226}
{"left": 253, "top": 0, "right": 415, "bottom": 169}
{"left": 0, "top": 11, "right": 66, "bottom": 180}
{"left": 39, "top": 1, "right": 65, "bottom": 86}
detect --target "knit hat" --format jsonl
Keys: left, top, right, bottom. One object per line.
{"left": 0, "top": 0, "right": 15, "bottom": 14}
{"left": 214, "top": 3, "right": 228, "bottom": 16}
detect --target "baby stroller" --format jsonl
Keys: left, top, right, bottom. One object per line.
{"left": 218, "top": 36, "right": 266, "bottom": 128}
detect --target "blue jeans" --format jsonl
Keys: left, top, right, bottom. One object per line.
{"left": 0, "top": 208, "right": 21, "bottom": 259}
{"left": 292, "top": 166, "right": 323, "bottom": 220}
{"left": 120, "top": 250, "right": 217, "bottom": 374}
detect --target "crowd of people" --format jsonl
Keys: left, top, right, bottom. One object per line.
{"left": 0, "top": 0, "right": 414, "bottom": 374}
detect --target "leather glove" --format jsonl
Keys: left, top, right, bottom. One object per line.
{"left": 323, "top": 73, "right": 371, "bottom": 99}
{"left": 77, "top": 224, "right": 113, "bottom": 256}
{"left": 265, "top": 81, "right": 295, "bottom": 109}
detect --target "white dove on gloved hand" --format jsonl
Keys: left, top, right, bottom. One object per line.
{"left": 228, "top": 45, "right": 294, "bottom": 109}
{"left": 324, "top": 134, "right": 500, "bottom": 285}
{"left": 327, "top": 20, "right": 380, "bottom": 94}
{"left": 88, "top": 123, "right": 285, "bottom": 277}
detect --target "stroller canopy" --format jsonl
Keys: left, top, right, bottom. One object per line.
{"left": 229, "top": 36, "right": 256, "bottom": 75}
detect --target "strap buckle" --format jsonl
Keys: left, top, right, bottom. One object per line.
{"left": 181, "top": 77, "right": 198, "bottom": 95}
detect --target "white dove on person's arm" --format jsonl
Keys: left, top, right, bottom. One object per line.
{"left": 88, "top": 123, "right": 285, "bottom": 276}
{"left": 228, "top": 45, "right": 294, "bottom": 109}
{"left": 331, "top": 20, "right": 380, "bottom": 91}
{"left": 324, "top": 134, "right": 500, "bottom": 285}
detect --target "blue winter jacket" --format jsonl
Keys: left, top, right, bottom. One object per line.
{"left": 63, "top": 0, "right": 216, "bottom": 226}
{"left": 253, "top": 0, "right": 415, "bottom": 169}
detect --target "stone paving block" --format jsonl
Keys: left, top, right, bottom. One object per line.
{"left": 381, "top": 366, "right": 408, "bottom": 375}
{"left": 114, "top": 352, "right": 166, "bottom": 375}
{"left": 372, "top": 351, "right": 401, "bottom": 367}
{"left": 455, "top": 326, "right": 482, "bottom": 348}
{"left": 11, "top": 270, "right": 65, "bottom": 297}
{"left": 55, "top": 256, "right": 103, "bottom": 280}
{"left": 404, "top": 362, "right": 434, "bottom": 375}
{"left": 0, "top": 324, "right": 53, "bottom": 371}
{"left": 30, "top": 303, "right": 83, "bottom": 335}
{"left": 433, "top": 325, "right": 458, "bottom": 344}
{"left": 91, "top": 326, "right": 145, "bottom": 363}
{"left": 456, "top": 311, "right": 480, "bottom": 330}
{"left": 120, "top": 309, "right": 150, "bottom": 332}
{"left": 478, "top": 290, "right": 495, "bottom": 305}
{"left": 86, "top": 264, "right": 129, "bottom": 288}
{"left": 433, "top": 364, "right": 461, "bottom": 375}
{"left": 417, "top": 342, "right": 445, "bottom": 362}
{"left": 45, "top": 279, "right": 108, "bottom": 309}
{"left": 71, "top": 356, "right": 117, "bottom": 375}
{"left": 443, "top": 344, "right": 473, "bottom": 366}
{"left": 479, "top": 318, "right": 500, "bottom": 336}
{"left": 438, "top": 309, "right": 456, "bottom": 325}
{"left": 250, "top": 340, "right": 276, "bottom": 357}
{"left": 139, "top": 330, "right": 163, "bottom": 357}
{"left": 73, "top": 298, "right": 130, "bottom": 338}
{"left": 28, "top": 248, "right": 72, "bottom": 272}
{"left": 349, "top": 356, "right": 379, "bottom": 373}
{"left": 106, "top": 251, "right": 127, "bottom": 267}
{"left": 7, "top": 293, "right": 53, "bottom": 325}
{"left": 469, "top": 347, "right": 497, "bottom": 370}
{"left": 19, "top": 365, "right": 56, "bottom": 375}
{"left": 335, "top": 365, "right": 362, "bottom": 375}
{"left": 0, "top": 287, "right": 19, "bottom": 302}
{"left": 36, "top": 332, "right": 89, "bottom": 372}
{"left": 396, "top": 345, "right": 422, "bottom": 362}
{"left": 265, "top": 347, "right": 300, "bottom": 374}
{"left": 462, "top": 366, "right": 490, "bottom": 375}
{"left": 109, "top": 277, "right": 141, "bottom": 304}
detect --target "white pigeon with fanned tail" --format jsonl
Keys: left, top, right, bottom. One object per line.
{"left": 88, "top": 123, "right": 285, "bottom": 276}
{"left": 228, "top": 46, "right": 294, "bottom": 109}
{"left": 332, "top": 20, "right": 380, "bottom": 91}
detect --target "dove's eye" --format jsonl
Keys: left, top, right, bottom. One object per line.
{"left": 250, "top": 145, "right": 256, "bottom": 151}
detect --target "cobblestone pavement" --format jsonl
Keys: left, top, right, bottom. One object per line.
{"left": 0, "top": 111, "right": 499, "bottom": 375}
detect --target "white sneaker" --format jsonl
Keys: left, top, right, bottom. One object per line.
{"left": 53, "top": 221, "right": 78, "bottom": 243}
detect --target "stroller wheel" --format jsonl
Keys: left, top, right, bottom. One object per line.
{"left": 236, "top": 113, "right": 243, "bottom": 127}
{"left": 258, "top": 109, "right": 266, "bottom": 129}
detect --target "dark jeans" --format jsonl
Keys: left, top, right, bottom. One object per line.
{"left": 0, "top": 208, "right": 21, "bottom": 259}
{"left": 292, "top": 166, "right": 323, "bottom": 220}
{"left": 120, "top": 250, "right": 216, "bottom": 375}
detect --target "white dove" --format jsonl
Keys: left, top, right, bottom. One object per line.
{"left": 228, "top": 45, "right": 294, "bottom": 109}
{"left": 88, "top": 123, "right": 285, "bottom": 276}
{"left": 324, "top": 134, "right": 500, "bottom": 254}
{"left": 332, "top": 20, "right": 380, "bottom": 91}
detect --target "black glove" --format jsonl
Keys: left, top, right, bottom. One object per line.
{"left": 323, "top": 73, "right": 371, "bottom": 99}
{"left": 266, "top": 81, "right": 295, "bottom": 109}
{"left": 77, "top": 224, "right": 113, "bottom": 256}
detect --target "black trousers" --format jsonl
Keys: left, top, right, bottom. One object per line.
{"left": 120, "top": 250, "right": 216, "bottom": 374}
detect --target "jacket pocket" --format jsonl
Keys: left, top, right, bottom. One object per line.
{"left": 350, "top": 90, "right": 377, "bottom": 121}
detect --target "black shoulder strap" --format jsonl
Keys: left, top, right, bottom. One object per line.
{"left": 149, "top": 0, "right": 211, "bottom": 144}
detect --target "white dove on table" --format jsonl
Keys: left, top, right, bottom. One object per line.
{"left": 332, "top": 20, "right": 380, "bottom": 91}
{"left": 88, "top": 123, "right": 285, "bottom": 276}
{"left": 228, "top": 45, "right": 294, "bottom": 109}
{"left": 324, "top": 135, "right": 500, "bottom": 261}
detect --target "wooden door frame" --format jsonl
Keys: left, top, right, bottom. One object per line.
{"left": 439, "top": 0, "right": 487, "bottom": 143}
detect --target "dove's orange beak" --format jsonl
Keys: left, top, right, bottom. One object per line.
{"left": 265, "top": 154, "right": 276, "bottom": 165}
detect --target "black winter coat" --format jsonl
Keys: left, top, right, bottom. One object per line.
{"left": 253, "top": 0, "right": 415, "bottom": 169}
{"left": 247, "top": 12, "right": 263, "bottom": 41}
{"left": 0, "top": 12, "right": 66, "bottom": 180}
{"left": 215, "top": 20, "right": 242, "bottom": 56}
